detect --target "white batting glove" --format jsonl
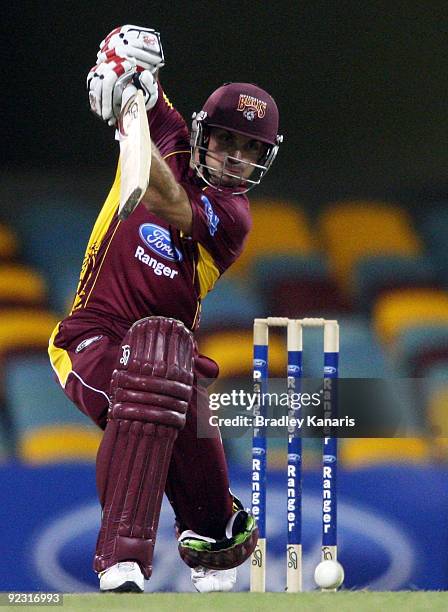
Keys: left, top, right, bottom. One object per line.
{"left": 112, "top": 70, "right": 159, "bottom": 122}
{"left": 87, "top": 60, "right": 158, "bottom": 126}
{"left": 87, "top": 56, "right": 135, "bottom": 124}
{"left": 97, "top": 25, "right": 164, "bottom": 74}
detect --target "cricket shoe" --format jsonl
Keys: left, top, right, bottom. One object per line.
{"left": 99, "top": 561, "right": 144, "bottom": 592}
{"left": 191, "top": 566, "right": 237, "bottom": 592}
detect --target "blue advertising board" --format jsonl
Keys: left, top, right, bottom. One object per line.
{"left": 0, "top": 462, "right": 447, "bottom": 592}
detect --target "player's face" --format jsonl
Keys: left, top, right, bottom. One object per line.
{"left": 205, "top": 128, "right": 267, "bottom": 187}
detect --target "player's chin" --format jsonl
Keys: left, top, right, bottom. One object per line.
{"left": 222, "top": 176, "right": 241, "bottom": 187}
{"left": 209, "top": 170, "right": 243, "bottom": 188}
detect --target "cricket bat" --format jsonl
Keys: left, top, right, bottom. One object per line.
{"left": 118, "top": 88, "right": 151, "bottom": 221}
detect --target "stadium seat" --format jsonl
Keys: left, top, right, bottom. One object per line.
{"left": 199, "top": 277, "right": 265, "bottom": 332}
{"left": 0, "top": 223, "right": 19, "bottom": 261}
{"left": 0, "top": 310, "right": 60, "bottom": 457}
{"left": 199, "top": 329, "right": 286, "bottom": 378}
{"left": 10, "top": 199, "right": 92, "bottom": 313}
{"left": 0, "top": 264, "right": 47, "bottom": 309}
{"left": 228, "top": 199, "right": 317, "bottom": 277}
{"left": 252, "top": 253, "right": 327, "bottom": 284}
{"left": 251, "top": 254, "right": 352, "bottom": 316}
{"left": 318, "top": 200, "right": 423, "bottom": 296}
{"left": 421, "top": 364, "right": 448, "bottom": 460}
{"left": 298, "top": 316, "right": 387, "bottom": 378}
{"left": 419, "top": 203, "right": 448, "bottom": 285}
{"left": 422, "top": 362, "right": 448, "bottom": 404}
{"left": 426, "top": 378, "right": 448, "bottom": 438}
{"left": 353, "top": 254, "right": 438, "bottom": 312}
{"left": 373, "top": 289, "right": 448, "bottom": 345}
{"left": 413, "top": 347, "right": 448, "bottom": 379}
{"left": 199, "top": 317, "right": 387, "bottom": 379}
{"left": 4, "top": 353, "right": 101, "bottom": 463}
{"left": 341, "top": 438, "right": 431, "bottom": 467}
{"left": 393, "top": 325, "right": 448, "bottom": 377}
{"left": 51, "top": 264, "right": 82, "bottom": 316}
{"left": 265, "top": 278, "right": 351, "bottom": 318}
{"left": 0, "top": 309, "right": 59, "bottom": 353}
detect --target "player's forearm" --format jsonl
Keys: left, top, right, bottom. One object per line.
{"left": 141, "top": 143, "right": 193, "bottom": 234}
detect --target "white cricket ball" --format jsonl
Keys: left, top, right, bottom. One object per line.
{"left": 314, "top": 560, "right": 344, "bottom": 590}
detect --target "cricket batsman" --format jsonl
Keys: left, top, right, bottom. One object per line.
{"left": 48, "top": 25, "right": 282, "bottom": 593}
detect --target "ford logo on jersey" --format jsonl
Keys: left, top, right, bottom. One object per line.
{"left": 201, "top": 195, "right": 220, "bottom": 236}
{"left": 139, "top": 224, "right": 183, "bottom": 262}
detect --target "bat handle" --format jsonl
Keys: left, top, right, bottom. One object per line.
{"left": 121, "top": 83, "right": 138, "bottom": 111}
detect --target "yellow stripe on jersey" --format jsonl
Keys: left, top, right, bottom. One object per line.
{"left": 71, "top": 150, "right": 188, "bottom": 312}
{"left": 48, "top": 323, "right": 73, "bottom": 387}
{"left": 197, "top": 244, "right": 220, "bottom": 298}
{"left": 163, "top": 91, "right": 174, "bottom": 109}
{"left": 83, "top": 221, "right": 121, "bottom": 307}
{"left": 71, "top": 163, "right": 122, "bottom": 311}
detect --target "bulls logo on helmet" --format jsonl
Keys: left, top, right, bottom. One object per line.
{"left": 190, "top": 82, "right": 283, "bottom": 194}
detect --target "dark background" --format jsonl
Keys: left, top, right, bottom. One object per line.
{"left": 2, "top": 1, "right": 448, "bottom": 208}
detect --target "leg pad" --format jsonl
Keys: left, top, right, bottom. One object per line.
{"left": 94, "top": 317, "right": 194, "bottom": 578}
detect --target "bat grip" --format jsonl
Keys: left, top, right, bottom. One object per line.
{"left": 121, "top": 83, "right": 138, "bottom": 111}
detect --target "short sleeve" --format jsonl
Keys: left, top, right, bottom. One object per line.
{"left": 184, "top": 185, "right": 252, "bottom": 274}
{"left": 148, "top": 82, "right": 190, "bottom": 156}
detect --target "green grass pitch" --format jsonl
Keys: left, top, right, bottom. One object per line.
{"left": 43, "top": 591, "right": 448, "bottom": 611}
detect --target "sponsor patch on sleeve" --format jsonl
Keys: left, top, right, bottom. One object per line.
{"left": 200, "top": 195, "right": 220, "bottom": 236}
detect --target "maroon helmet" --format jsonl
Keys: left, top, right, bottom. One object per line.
{"left": 191, "top": 82, "right": 283, "bottom": 194}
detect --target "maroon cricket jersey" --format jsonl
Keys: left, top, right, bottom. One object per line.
{"left": 54, "top": 84, "right": 252, "bottom": 346}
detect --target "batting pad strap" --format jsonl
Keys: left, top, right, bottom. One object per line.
{"left": 113, "top": 370, "right": 193, "bottom": 400}
{"left": 112, "top": 403, "right": 187, "bottom": 428}
{"left": 111, "top": 372, "right": 190, "bottom": 428}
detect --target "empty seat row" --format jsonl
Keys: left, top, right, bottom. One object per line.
{"left": 199, "top": 316, "right": 387, "bottom": 378}
{"left": 225, "top": 199, "right": 444, "bottom": 314}
{"left": 4, "top": 198, "right": 447, "bottom": 316}
{"left": 0, "top": 224, "right": 19, "bottom": 260}
{"left": 0, "top": 310, "right": 101, "bottom": 463}
{"left": 419, "top": 203, "right": 448, "bottom": 284}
